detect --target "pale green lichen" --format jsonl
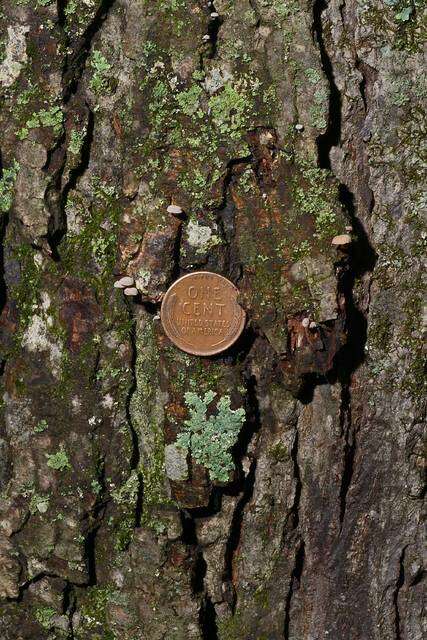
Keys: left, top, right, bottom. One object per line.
{"left": 186, "top": 219, "right": 222, "bottom": 253}
{"left": 176, "top": 391, "right": 245, "bottom": 482}
{"left": 46, "top": 446, "right": 71, "bottom": 471}
{"left": 17, "top": 105, "right": 64, "bottom": 140}
{"left": 383, "top": 0, "right": 418, "bottom": 22}
{"left": 89, "top": 50, "right": 112, "bottom": 94}
{"left": 0, "top": 160, "right": 19, "bottom": 213}
{"left": 34, "top": 419, "right": 48, "bottom": 433}
{"left": 69, "top": 127, "right": 87, "bottom": 155}
{"left": 209, "top": 75, "right": 263, "bottom": 140}
{"left": 29, "top": 493, "right": 50, "bottom": 514}
{"left": 309, "top": 88, "right": 328, "bottom": 130}
{"left": 111, "top": 470, "right": 139, "bottom": 505}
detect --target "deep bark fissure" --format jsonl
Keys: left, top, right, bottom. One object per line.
{"left": 83, "top": 525, "right": 98, "bottom": 586}
{"left": 222, "top": 458, "right": 257, "bottom": 612}
{"left": 180, "top": 510, "right": 218, "bottom": 639}
{"left": 45, "top": 0, "right": 117, "bottom": 256}
{"left": 205, "top": 1, "right": 222, "bottom": 59}
{"left": 289, "top": 428, "right": 302, "bottom": 530}
{"left": 199, "top": 595, "right": 218, "bottom": 640}
{"left": 60, "top": 104, "right": 95, "bottom": 216}
{"left": 61, "top": 0, "right": 118, "bottom": 101}
{"left": 214, "top": 155, "right": 253, "bottom": 282}
{"left": 338, "top": 382, "right": 355, "bottom": 526}
{"left": 248, "top": 0, "right": 262, "bottom": 28}
{"left": 283, "top": 538, "right": 305, "bottom": 640}
{"left": 312, "top": 0, "right": 341, "bottom": 170}
{"left": 0, "top": 209, "right": 9, "bottom": 317}
{"left": 282, "top": 424, "right": 304, "bottom": 638}
{"left": 62, "top": 580, "right": 76, "bottom": 639}
{"left": 312, "top": 0, "right": 378, "bottom": 536}
{"left": 7, "top": 572, "right": 62, "bottom": 604}
{"left": 0, "top": 148, "right": 9, "bottom": 316}
{"left": 56, "top": 0, "right": 66, "bottom": 30}
{"left": 125, "top": 308, "right": 144, "bottom": 529}
{"left": 393, "top": 546, "right": 406, "bottom": 640}
{"left": 180, "top": 510, "right": 205, "bottom": 593}
{"left": 222, "top": 371, "right": 261, "bottom": 612}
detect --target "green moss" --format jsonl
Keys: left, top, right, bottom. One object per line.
{"left": 34, "top": 606, "right": 56, "bottom": 630}
{"left": 268, "top": 441, "right": 289, "bottom": 463}
{"left": 78, "top": 585, "right": 118, "bottom": 639}
{"left": 293, "top": 160, "right": 343, "bottom": 240}
{"left": 9, "top": 244, "right": 42, "bottom": 342}
{"left": 61, "top": 188, "right": 122, "bottom": 296}
{"left": 131, "top": 318, "right": 173, "bottom": 531}
{"left": 218, "top": 612, "right": 247, "bottom": 640}
{"left": 135, "top": 48, "right": 275, "bottom": 207}
{"left": 0, "top": 160, "right": 19, "bottom": 213}
{"left": 64, "top": 0, "right": 98, "bottom": 37}
{"left": 399, "top": 291, "right": 426, "bottom": 400}
{"left": 383, "top": 0, "right": 417, "bottom": 22}
{"left": 110, "top": 470, "right": 140, "bottom": 551}
{"left": 176, "top": 391, "right": 245, "bottom": 483}
{"left": 360, "top": 0, "right": 423, "bottom": 52}
{"left": 368, "top": 314, "right": 393, "bottom": 351}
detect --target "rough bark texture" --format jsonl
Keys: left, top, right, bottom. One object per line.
{"left": 0, "top": 1, "right": 425, "bottom": 639}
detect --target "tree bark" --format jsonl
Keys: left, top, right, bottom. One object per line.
{"left": 0, "top": 1, "right": 424, "bottom": 639}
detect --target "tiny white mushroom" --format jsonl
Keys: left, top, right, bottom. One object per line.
{"left": 331, "top": 234, "right": 352, "bottom": 246}
{"left": 295, "top": 123, "right": 304, "bottom": 131}
{"left": 309, "top": 321, "right": 317, "bottom": 329}
{"left": 114, "top": 276, "right": 135, "bottom": 288}
{"left": 202, "top": 34, "right": 210, "bottom": 41}
{"left": 301, "top": 318, "right": 310, "bottom": 328}
{"left": 210, "top": 12, "right": 219, "bottom": 17}
{"left": 167, "top": 204, "right": 183, "bottom": 215}
{"left": 123, "top": 287, "right": 139, "bottom": 296}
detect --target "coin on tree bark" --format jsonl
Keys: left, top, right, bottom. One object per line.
{"left": 160, "top": 272, "right": 246, "bottom": 356}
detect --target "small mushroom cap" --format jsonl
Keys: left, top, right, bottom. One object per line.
{"left": 202, "top": 34, "right": 210, "bottom": 41}
{"left": 295, "top": 123, "right": 304, "bottom": 131}
{"left": 123, "top": 287, "right": 139, "bottom": 296}
{"left": 309, "top": 321, "right": 317, "bottom": 329}
{"left": 167, "top": 204, "right": 183, "bottom": 215}
{"left": 114, "top": 276, "right": 134, "bottom": 288}
{"left": 210, "top": 12, "right": 219, "bottom": 17}
{"left": 301, "top": 317, "right": 310, "bottom": 328}
{"left": 331, "top": 234, "right": 352, "bottom": 246}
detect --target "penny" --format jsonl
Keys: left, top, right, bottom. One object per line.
{"left": 160, "top": 272, "right": 246, "bottom": 356}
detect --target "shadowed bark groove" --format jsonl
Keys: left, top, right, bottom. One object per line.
{"left": 393, "top": 546, "right": 407, "bottom": 640}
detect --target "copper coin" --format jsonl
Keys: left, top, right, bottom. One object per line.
{"left": 160, "top": 272, "right": 246, "bottom": 356}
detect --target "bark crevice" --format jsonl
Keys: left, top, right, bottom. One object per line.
{"left": 125, "top": 309, "right": 144, "bottom": 530}
{"left": 393, "top": 546, "right": 406, "bottom": 640}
